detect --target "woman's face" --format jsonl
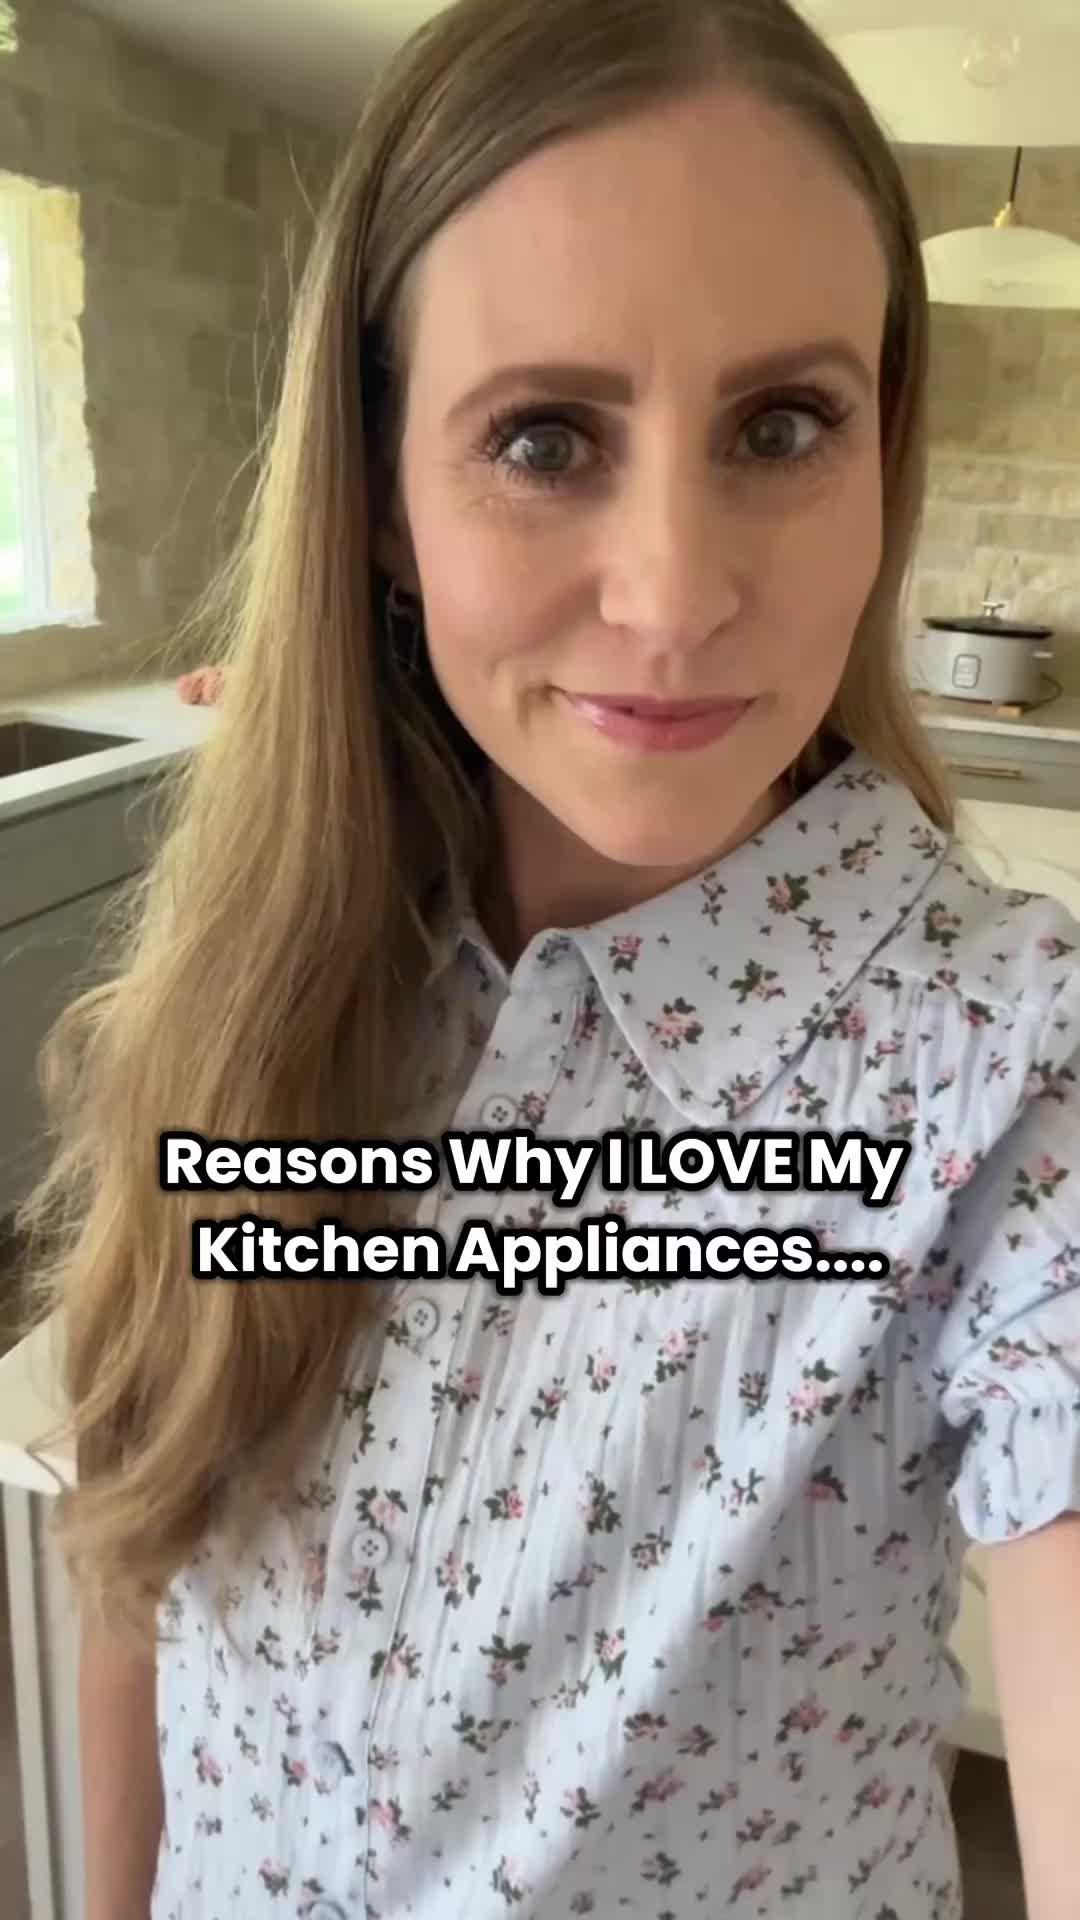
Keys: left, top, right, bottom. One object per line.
{"left": 381, "top": 85, "right": 891, "bottom": 877}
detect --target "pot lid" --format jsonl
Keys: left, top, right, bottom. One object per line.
{"left": 925, "top": 614, "right": 1054, "bottom": 639}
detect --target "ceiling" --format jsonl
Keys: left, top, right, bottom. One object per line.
{"left": 75, "top": 0, "right": 1080, "bottom": 134}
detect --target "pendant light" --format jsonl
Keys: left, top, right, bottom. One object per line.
{"left": 922, "top": 146, "right": 1080, "bottom": 309}
{"left": 825, "top": 13, "right": 1080, "bottom": 309}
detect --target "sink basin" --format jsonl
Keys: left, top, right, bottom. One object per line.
{"left": 0, "top": 719, "right": 136, "bottom": 777}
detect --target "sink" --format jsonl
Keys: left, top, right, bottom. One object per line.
{"left": 0, "top": 719, "right": 136, "bottom": 777}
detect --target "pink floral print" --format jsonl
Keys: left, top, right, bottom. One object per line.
{"left": 153, "top": 752, "right": 1080, "bottom": 1920}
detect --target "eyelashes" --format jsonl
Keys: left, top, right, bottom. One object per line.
{"left": 473, "top": 386, "right": 858, "bottom": 493}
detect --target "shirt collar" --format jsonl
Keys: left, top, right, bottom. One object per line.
{"left": 441, "top": 750, "right": 950, "bottom": 1122}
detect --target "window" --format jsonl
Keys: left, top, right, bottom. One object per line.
{"left": 0, "top": 175, "right": 95, "bottom": 636}
{"left": 0, "top": 189, "right": 48, "bottom": 629}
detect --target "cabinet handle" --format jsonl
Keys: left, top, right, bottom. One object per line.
{"left": 945, "top": 762, "right": 1025, "bottom": 782}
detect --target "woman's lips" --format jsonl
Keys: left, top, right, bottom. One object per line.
{"left": 558, "top": 690, "right": 755, "bottom": 752}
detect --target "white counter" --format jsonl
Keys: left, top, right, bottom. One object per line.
{"left": 0, "top": 676, "right": 216, "bottom": 825}
{"left": 915, "top": 688, "right": 1080, "bottom": 745}
{"left": 0, "top": 1316, "right": 74, "bottom": 1495}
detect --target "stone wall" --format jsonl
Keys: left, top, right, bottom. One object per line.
{"left": 0, "top": 0, "right": 338, "bottom": 698}
{"left": 901, "top": 146, "right": 1080, "bottom": 689}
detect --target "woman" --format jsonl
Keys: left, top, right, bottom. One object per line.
{"left": 20, "top": 0, "right": 1079, "bottom": 1916}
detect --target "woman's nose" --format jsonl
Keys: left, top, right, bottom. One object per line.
{"left": 597, "top": 473, "right": 742, "bottom": 654}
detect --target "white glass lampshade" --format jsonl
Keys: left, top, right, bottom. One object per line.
{"left": 922, "top": 219, "right": 1080, "bottom": 309}
{"left": 829, "top": 24, "right": 1080, "bottom": 144}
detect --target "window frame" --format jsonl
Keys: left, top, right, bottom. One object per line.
{"left": 0, "top": 184, "right": 50, "bottom": 634}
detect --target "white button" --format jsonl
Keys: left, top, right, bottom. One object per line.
{"left": 479, "top": 1093, "right": 516, "bottom": 1127}
{"left": 312, "top": 1740, "right": 348, "bottom": 1788}
{"left": 350, "top": 1527, "right": 390, "bottom": 1569}
{"left": 307, "top": 1904, "right": 347, "bottom": 1920}
{"left": 404, "top": 1296, "right": 440, "bottom": 1343}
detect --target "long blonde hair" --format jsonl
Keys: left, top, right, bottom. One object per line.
{"left": 18, "top": 0, "right": 951, "bottom": 1643}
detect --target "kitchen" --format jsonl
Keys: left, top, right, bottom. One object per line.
{"left": 2, "top": 2, "right": 1080, "bottom": 1918}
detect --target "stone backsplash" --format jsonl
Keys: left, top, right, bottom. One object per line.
{"left": 900, "top": 147, "right": 1080, "bottom": 691}
{"left": 0, "top": 0, "right": 338, "bottom": 698}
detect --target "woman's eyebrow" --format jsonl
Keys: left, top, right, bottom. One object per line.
{"left": 444, "top": 337, "right": 875, "bottom": 426}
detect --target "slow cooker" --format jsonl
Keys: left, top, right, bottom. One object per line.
{"left": 908, "top": 599, "right": 1055, "bottom": 706}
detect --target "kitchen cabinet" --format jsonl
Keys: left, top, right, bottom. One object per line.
{"left": 4, "top": 1472, "right": 81, "bottom": 1920}
{"left": 0, "top": 778, "right": 159, "bottom": 926}
{"left": 0, "top": 888, "right": 125, "bottom": 1219}
{"left": 0, "top": 779, "right": 157, "bottom": 1220}
{"left": 924, "top": 723, "right": 1080, "bottom": 812}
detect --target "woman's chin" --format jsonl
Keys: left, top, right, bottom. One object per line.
{"left": 558, "top": 813, "right": 748, "bottom": 879}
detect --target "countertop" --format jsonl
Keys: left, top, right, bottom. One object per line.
{"left": 0, "top": 676, "right": 216, "bottom": 826}
{"left": 914, "top": 688, "right": 1080, "bottom": 744}
{"left": 0, "top": 1315, "right": 74, "bottom": 1493}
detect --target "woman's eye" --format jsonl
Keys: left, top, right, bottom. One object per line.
{"left": 737, "top": 407, "right": 824, "bottom": 463}
{"left": 480, "top": 395, "right": 847, "bottom": 491}
{"left": 505, "top": 424, "right": 580, "bottom": 480}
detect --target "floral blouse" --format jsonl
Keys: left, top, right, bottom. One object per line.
{"left": 152, "top": 751, "right": 1080, "bottom": 1920}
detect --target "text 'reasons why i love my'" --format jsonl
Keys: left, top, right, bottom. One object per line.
{"left": 161, "top": 1129, "right": 909, "bottom": 1295}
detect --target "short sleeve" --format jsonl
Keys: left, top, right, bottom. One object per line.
{"left": 934, "top": 1024, "right": 1080, "bottom": 1546}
